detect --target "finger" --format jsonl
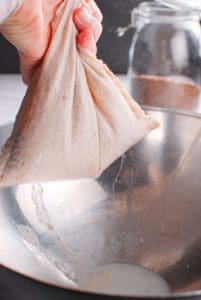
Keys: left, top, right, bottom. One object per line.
{"left": 84, "top": 0, "right": 103, "bottom": 22}
{"left": 73, "top": 7, "right": 102, "bottom": 42}
{"left": 19, "top": 53, "right": 39, "bottom": 85}
{"left": 77, "top": 29, "right": 97, "bottom": 55}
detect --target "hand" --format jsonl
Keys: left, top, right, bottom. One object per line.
{"left": 0, "top": 0, "right": 102, "bottom": 85}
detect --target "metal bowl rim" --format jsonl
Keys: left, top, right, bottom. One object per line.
{"left": 1, "top": 106, "right": 201, "bottom": 299}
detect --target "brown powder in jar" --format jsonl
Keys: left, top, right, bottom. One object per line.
{"left": 131, "top": 74, "right": 201, "bottom": 111}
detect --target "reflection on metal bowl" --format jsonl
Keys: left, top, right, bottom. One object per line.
{"left": 0, "top": 107, "right": 201, "bottom": 299}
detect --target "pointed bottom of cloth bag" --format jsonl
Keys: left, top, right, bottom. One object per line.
{"left": 0, "top": 0, "right": 159, "bottom": 187}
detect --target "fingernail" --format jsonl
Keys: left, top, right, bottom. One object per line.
{"left": 78, "top": 7, "right": 92, "bottom": 24}
{"left": 86, "top": 0, "right": 97, "bottom": 13}
{"left": 85, "top": 0, "right": 103, "bottom": 22}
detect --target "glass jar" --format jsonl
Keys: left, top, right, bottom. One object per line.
{"left": 128, "top": 1, "right": 201, "bottom": 112}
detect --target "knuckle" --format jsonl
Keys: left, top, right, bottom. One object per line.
{"left": 92, "top": 20, "right": 102, "bottom": 41}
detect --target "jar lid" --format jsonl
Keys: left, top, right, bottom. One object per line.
{"left": 155, "top": 0, "right": 201, "bottom": 10}
{"left": 116, "top": 0, "right": 200, "bottom": 37}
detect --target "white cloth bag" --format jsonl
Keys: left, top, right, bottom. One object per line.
{"left": 0, "top": 0, "right": 159, "bottom": 187}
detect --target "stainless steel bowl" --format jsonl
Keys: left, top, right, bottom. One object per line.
{"left": 0, "top": 107, "right": 201, "bottom": 299}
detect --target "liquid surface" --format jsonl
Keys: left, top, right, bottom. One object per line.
{"left": 131, "top": 74, "right": 201, "bottom": 111}
{"left": 81, "top": 263, "right": 170, "bottom": 296}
